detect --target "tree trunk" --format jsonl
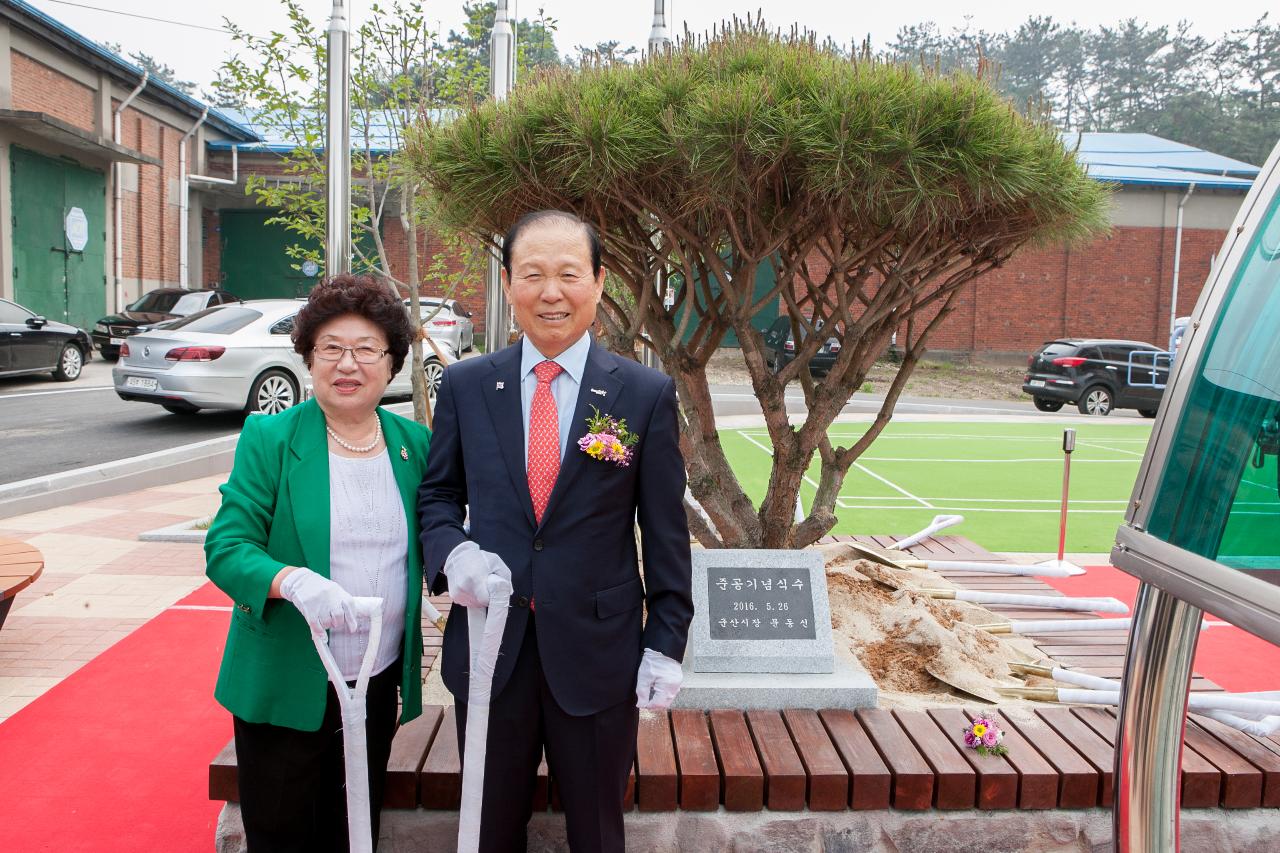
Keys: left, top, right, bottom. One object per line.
{"left": 404, "top": 188, "right": 432, "bottom": 428}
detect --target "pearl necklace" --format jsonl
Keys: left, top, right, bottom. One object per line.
{"left": 326, "top": 417, "right": 382, "bottom": 453}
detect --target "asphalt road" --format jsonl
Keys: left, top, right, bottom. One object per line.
{"left": 1, "top": 361, "right": 1144, "bottom": 486}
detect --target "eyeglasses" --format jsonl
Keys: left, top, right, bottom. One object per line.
{"left": 313, "top": 343, "right": 388, "bottom": 364}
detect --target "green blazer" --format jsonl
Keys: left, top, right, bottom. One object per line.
{"left": 204, "top": 398, "right": 431, "bottom": 731}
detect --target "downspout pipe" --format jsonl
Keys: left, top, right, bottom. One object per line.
{"left": 188, "top": 144, "right": 239, "bottom": 186}
{"left": 178, "top": 108, "right": 208, "bottom": 289}
{"left": 1170, "top": 183, "right": 1195, "bottom": 338}
{"left": 112, "top": 71, "right": 148, "bottom": 310}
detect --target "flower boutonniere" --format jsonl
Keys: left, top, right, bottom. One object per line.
{"left": 963, "top": 715, "right": 1009, "bottom": 757}
{"left": 577, "top": 406, "right": 639, "bottom": 467}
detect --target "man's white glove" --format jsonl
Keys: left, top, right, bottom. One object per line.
{"left": 280, "top": 567, "right": 358, "bottom": 632}
{"left": 635, "top": 648, "right": 683, "bottom": 710}
{"left": 444, "top": 541, "right": 512, "bottom": 609}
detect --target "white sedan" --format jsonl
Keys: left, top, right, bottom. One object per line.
{"left": 406, "top": 297, "right": 475, "bottom": 354}
{"left": 112, "top": 299, "right": 454, "bottom": 415}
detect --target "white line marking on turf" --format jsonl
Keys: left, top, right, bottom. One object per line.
{"left": 850, "top": 461, "right": 934, "bottom": 508}
{"left": 735, "top": 430, "right": 822, "bottom": 492}
{"left": 168, "top": 605, "right": 233, "bottom": 612}
{"left": 835, "top": 503, "right": 1126, "bottom": 514}
{"left": 837, "top": 495, "right": 1128, "bottom": 504}
{"left": 1076, "top": 440, "right": 1146, "bottom": 458}
{"left": 847, "top": 457, "right": 1134, "bottom": 464}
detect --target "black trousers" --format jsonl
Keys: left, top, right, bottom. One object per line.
{"left": 456, "top": 616, "right": 638, "bottom": 853}
{"left": 233, "top": 662, "right": 401, "bottom": 853}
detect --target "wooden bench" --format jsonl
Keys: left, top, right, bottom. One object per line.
{"left": 209, "top": 703, "right": 1280, "bottom": 812}
{"left": 0, "top": 537, "right": 43, "bottom": 631}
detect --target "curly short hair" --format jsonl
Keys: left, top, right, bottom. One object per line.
{"left": 293, "top": 274, "right": 413, "bottom": 378}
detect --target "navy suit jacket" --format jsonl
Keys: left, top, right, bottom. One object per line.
{"left": 417, "top": 339, "right": 694, "bottom": 716}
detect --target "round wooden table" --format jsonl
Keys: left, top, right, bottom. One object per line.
{"left": 0, "top": 536, "right": 44, "bottom": 629}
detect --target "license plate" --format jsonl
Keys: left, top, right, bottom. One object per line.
{"left": 1029, "top": 379, "right": 1045, "bottom": 387}
{"left": 109, "top": 337, "right": 124, "bottom": 345}
{"left": 125, "top": 376, "right": 158, "bottom": 391}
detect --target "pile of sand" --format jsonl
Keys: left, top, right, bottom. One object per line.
{"left": 816, "top": 542, "right": 1047, "bottom": 710}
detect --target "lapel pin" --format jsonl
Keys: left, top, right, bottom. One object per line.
{"left": 590, "top": 388, "right": 607, "bottom": 396}
{"left": 496, "top": 381, "right": 505, "bottom": 390}
{"left": 400, "top": 446, "right": 409, "bottom": 461}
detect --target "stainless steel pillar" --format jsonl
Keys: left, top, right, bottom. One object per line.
{"left": 325, "top": 1, "right": 352, "bottom": 276}
{"left": 1114, "top": 582, "right": 1203, "bottom": 852}
{"left": 483, "top": 1, "right": 516, "bottom": 353}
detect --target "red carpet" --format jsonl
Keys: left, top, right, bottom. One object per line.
{"left": 1044, "top": 565, "right": 1280, "bottom": 693}
{"left": 0, "top": 584, "right": 231, "bottom": 852}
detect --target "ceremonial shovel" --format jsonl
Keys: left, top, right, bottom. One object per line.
{"left": 309, "top": 596, "right": 384, "bottom": 853}
{"left": 457, "top": 570, "right": 514, "bottom": 853}
{"left": 845, "top": 541, "right": 1081, "bottom": 577}
{"left": 922, "top": 588, "right": 1128, "bottom": 613}
{"left": 890, "top": 514, "right": 964, "bottom": 551}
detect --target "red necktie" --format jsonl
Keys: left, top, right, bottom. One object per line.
{"left": 527, "top": 360, "right": 564, "bottom": 524}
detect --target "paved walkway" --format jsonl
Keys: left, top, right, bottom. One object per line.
{"left": 0, "top": 477, "right": 221, "bottom": 722}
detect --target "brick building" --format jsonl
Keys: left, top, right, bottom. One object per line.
{"left": 0, "top": 0, "right": 256, "bottom": 333}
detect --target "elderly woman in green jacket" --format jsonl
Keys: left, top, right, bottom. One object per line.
{"left": 205, "top": 274, "right": 431, "bottom": 852}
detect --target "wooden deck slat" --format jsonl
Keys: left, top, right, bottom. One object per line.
{"left": 1192, "top": 716, "right": 1280, "bottom": 808}
{"left": 670, "top": 710, "right": 720, "bottom": 811}
{"left": 1075, "top": 708, "right": 1220, "bottom": 808}
{"left": 208, "top": 739, "right": 238, "bottom": 802}
{"left": 709, "top": 710, "right": 764, "bottom": 812}
{"left": 894, "top": 709, "right": 975, "bottom": 809}
{"left": 856, "top": 709, "right": 933, "bottom": 810}
{"left": 1183, "top": 719, "right": 1263, "bottom": 808}
{"left": 746, "top": 710, "right": 807, "bottom": 811}
{"left": 385, "top": 707, "right": 442, "bottom": 808}
{"left": 1036, "top": 708, "right": 1115, "bottom": 805}
{"left": 636, "top": 711, "right": 678, "bottom": 812}
{"left": 964, "top": 709, "right": 1059, "bottom": 809}
{"left": 928, "top": 708, "right": 1018, "bottom": 809}
{"left": 819, "top": 709, "right": 891, "bottom": 810}
{"left": 782, "top": 709, "right": 848, "bottom": 811}
{"left": 421, "top": 706, "right": 462, "bottom": 809}
{"left": 1000, "top": 712, "right": 1098, "bottom": 808}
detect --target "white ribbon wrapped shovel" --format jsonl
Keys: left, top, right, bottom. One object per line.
{"left": 890, "top": 514, "right": 964, "bottom": 551}
{"left": 309, "top": 596, "right": 384, "bottom": 853}
{"left": 924, "top": 588, "right": 1128, "bottom": 613}
{"left": 846, "top": 541, "right": 1079, "bottom": 577}
{"left": 457, "top": 568, "right": 514, "bottom": 853}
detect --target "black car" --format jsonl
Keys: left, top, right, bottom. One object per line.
{"left": 0, "top": 298, "right": 92, "bottom": 381}
{"left": 762, "top": 316, "right": 842, "bottom": 375}
{"left": 1024, "top": 338, "right": 1170, "bottom": 416}
{"left": 92, "top": 288, "right": 240, "bottom": 360}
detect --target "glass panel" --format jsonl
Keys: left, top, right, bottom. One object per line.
{"left": 163, "top": 306, "right": 262, "bottom": 335}
{"left": 1147, "top": 189, "right": 1280, "bottom": 576}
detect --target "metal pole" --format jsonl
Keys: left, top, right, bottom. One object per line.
{"left": 1057, "top": 428, "right": 1075, "bottom": 564}
{"left": 648, "top": 0, "right": 672, "bottom": 54}
{"left": 483, "top": 1, "right": 516, "bottom": 353}
{"left": 325, "top": 0, "right": 353, "bottom": 277}
{"left": 1114, "top": 583, "right": 1202, "bottom": 852}
{"left": 1170, "top": 183, "right": 1195, "bottom": 337}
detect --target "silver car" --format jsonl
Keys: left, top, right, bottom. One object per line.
{"left": 406, "top": 297, "right": 474, "bottom": 354}
{"left": 113, "top": 299, "right": 454, "bottom": 415}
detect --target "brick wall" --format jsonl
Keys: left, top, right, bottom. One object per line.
{"left": 113, "top": 100, "right": 186, "bottom": 287}
{"left": 792, "top": 224, "right": 1227, "bottom": 358}
{"left": 10, "top": 52, "right": 94, "bottom": 129}
{"left": 202, "top": 209, "right": 222, "bottom": 288}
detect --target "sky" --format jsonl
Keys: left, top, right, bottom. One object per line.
{"left": 24, "top": 0, "right": 1277, "bottom": 94}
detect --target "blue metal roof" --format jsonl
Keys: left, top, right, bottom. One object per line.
{"left": 2, "top": 0, "right": 258, "bottom": 142}
{"left": 1067, "top": 132, "right": 1259, "bottom": 190}
{"left": 207, "top": 108, "right": 454, "bottom": 154}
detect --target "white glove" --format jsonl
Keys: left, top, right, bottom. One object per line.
{"left": 635, "top": 648, "right": 684, "bottom": 710}
{"left": 280, "top": 567, "right": 358, "bottom": 632}
{"left": 444, "top": 541, "right": 512, "bottom": 609}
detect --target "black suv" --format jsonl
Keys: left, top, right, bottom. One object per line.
{"left": 762, "top": 316, "right": 841, "bottom": 375}
{"left": 1024, "top": 339, "right": 1169, "bottom": 416}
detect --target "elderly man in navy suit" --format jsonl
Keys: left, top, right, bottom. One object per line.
{"left": 417, "top": 209, "right": 693, "bottom": 852}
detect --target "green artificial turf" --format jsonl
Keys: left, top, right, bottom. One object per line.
{"left": 721, "top": 421, "right": 1156, "bottom": 553}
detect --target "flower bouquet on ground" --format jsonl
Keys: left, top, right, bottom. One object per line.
{"left": 963, "top": 715, "right": 1009, "bottom": 757}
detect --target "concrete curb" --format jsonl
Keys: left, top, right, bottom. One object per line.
{"left": 138, "top": 515, "right": 211, "bottom": 543}
{"left": 0, "top": 434, "right": 239, "bottom": 520}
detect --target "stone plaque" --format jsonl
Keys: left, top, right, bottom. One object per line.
{"left": 689, "top": 549, "right": 834, "bottom": 674}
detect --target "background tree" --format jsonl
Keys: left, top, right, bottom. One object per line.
{"left": 216, "top": 0, "right": 486, "bottom": 425}
{"left": 100, "top": 42, "right": 198, "bottom": 95}
{"left": 409, "top": 22, "right": 1109, "bottom": 549}
{"left": 434, "top": 2, "right": 563, "bottom": 104}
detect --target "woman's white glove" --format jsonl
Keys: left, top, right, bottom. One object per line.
{"left": 280, "top": 567, "right": 358, "bottom": 632}
{"left": 444, "top": 541, "right": 512, "bottom": 608}
{"left": 635, "top": 648, "right": 684, "bottom": 710}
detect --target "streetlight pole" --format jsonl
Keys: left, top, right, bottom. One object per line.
{"left": 325, "top": 0, "right": 352, "bottom": 277}
{"left": 484, "top": 1, "right": 517, "bottom": 353}
{"left": 648, "top": 0, "right": 671, "bottom": 54}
